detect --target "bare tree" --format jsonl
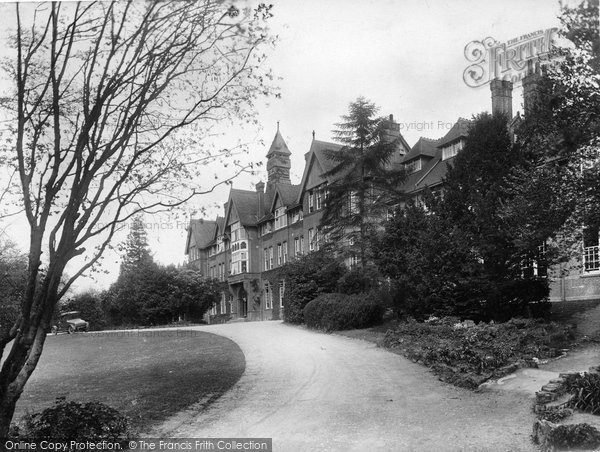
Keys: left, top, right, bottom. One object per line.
{"left": 0, "top": 0, "right": 276, "bottom": 435}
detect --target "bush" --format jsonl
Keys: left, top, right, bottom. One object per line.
{"left": 542, "top": 423, "right": 600, "bottom": 450}
{"left": 303, "top": 292, "right": 385, "bottom": 332}
{"left": 21, "top": 397, "right": 131, "bottom": 441}
{"left": 564, "top": 373, "right": 600, "bottom": 415}
{"left": 277, "top": 250, "right": 347, "bottom": 324}
{"left": 336, "top": 265, "right": 380, "bottom": 295}
{"left": 62, "top": 291, "right": 107, "bottom": 331}
{"left": 381, "top": 317, "right": 573, "bottom": 389}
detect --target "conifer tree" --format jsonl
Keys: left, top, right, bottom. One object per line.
{"left": 320, "top": 97, "right": 405, "bottom": 268}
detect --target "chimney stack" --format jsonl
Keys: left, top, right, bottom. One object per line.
{"left": 490, "top": 79, "right": 513, "bottom": 118}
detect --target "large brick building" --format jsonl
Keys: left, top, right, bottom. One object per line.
{"left": 185, "top": 118, "right": 409, "bottom": 321}
{"left": 186, "top": 75, "right": 600, "bottom": 322}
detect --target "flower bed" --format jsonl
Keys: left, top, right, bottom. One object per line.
{"left": 380, "top": 317, "right": 574, "bottom": 389}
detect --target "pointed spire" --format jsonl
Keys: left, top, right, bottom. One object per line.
{"left": 266, "top": 125, "right": 291, "bottom": 157}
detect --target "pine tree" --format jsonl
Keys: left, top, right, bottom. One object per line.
{"left": 320, "top": 97, "right": 405, "bottom": 268}
{"left": 119, "top": 216, "right": 154, "bottom": 277}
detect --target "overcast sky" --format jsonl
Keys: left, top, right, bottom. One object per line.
{"left": 1, "top": 0, "right": 563, "bottom": 292}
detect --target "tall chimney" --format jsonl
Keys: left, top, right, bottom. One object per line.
{"left": 256, "top": 181, "right": 265, "bottom": 218}
{"left": 490, "top": 79, "right": 513, "bottom": 118}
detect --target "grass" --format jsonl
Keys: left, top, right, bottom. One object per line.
{"left": 13, "top": 329, "right": 245, "bottom": 432}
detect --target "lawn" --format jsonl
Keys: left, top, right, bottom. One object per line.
{"left": 12, "top": 329, "right": 245, "bottom": 432}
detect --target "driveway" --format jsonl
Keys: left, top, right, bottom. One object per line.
{"left": 154, "top": 321, "right": 536, "bottom": 451}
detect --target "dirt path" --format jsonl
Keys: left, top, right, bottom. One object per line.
{"left": 154, "top": 321, "right": 536, "bottom": 451}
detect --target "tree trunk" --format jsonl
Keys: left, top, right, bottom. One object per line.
{"left": 0, "top": 259, "right": 63, "bottom": 438}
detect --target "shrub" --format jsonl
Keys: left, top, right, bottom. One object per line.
{"left": 277, "top": 250, "right": 347, "bottom": 324}
{"left": 22, "top": 397, "right": 131, "bottom": 441}
{"left": 542, "top": 423, "right": 600, "bottom": 450}
{"left": 381, "top": 317, "right": 572, "bottom": 389}
{"left": 537, "top": 406, "right": 572, "bottom": 423}
{"left": 564, "top": 373, "right": 600, "bottom": 415}
{"left": 62, "top": 291, "right": 107, "bottom": 331}
{"left": 336, "top": 265, "right": 380, "bottom": 295}
{"left": 303, "top": 292, "right": 385, "bottom": 332}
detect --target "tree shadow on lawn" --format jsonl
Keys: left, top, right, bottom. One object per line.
{"left": 14, "top": 330, "right": 245, "bottom": 432}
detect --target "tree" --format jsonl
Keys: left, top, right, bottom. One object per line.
{"left": 320, "top": 97, "right": 405, "bottom": 268}
{"left": 502, "top": 0, "right": 600, "bottom": 270}
{"left": 277, "top": 250, "right": 347, "bottom": 324}
{"left": 118, "top": 216, "right": 154, "bottom": 276}
{"left": 0, "top": 0, "right": 276, "bottom": 435}
{"left": 373, "top": 114, "right": 550, "bottom": 321}
{"left": 0, "top": 239, "right": 27, "bottom": 336}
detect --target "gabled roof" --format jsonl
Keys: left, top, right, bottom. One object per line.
{"left": 226, "top": 189, "right": 260, "bottom": 226}
{"left": 402, "top": 137, "right": 440, "bottom": 163}
{"left": 436, "top": 118, "right": 471, "bottom": 148}
{"left": 184, "top": 219, "right": 218, "bottom": 253}
{"left": 266, "top": 129, "right": 291, "bottom": 157}
{"left": 269, "top": 183, "right": 301, "bottom": 212}
{"left": 296, "top": 139, "right": 344, "bottom": 204}
{"left": 401, "top": 118, "right": 472, "bottom": 194}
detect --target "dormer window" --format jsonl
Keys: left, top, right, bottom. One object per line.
{"left": 274, "top": 207, "right": 287, "bottom": 230}
{"left": 405, "top": 159, "right": 422, "bottom": 174}
{"left": 442, "top": 140, "right": 464, "bottom": 160}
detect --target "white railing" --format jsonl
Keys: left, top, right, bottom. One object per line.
{"left": 584, "top": 245, "right": 600, "bottom": 272}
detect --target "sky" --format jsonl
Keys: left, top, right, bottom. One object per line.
{"left": 0, "top": 0, "right": 564, "bottom": 292}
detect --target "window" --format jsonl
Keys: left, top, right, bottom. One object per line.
{"left": 269, "top": 246, "right": 274, "bottom": 269}
{"left": 348, "top": 191, "right": 358, "bottom": 214}
{"left": 405, "top": 159, "right": 422, "bottom": 174}
{"left": 264, "top": 248, "right": 270, "bottom": 271}
{"left": 521, "top": 242, "right": 548, "bottom": 278}
{"left": 584, "top": 225, "right": 600, "bottom": 272}
{"left": 277, "top": 243, "right": 283, "bottom": 266}
{"left": 283, "top": 241, "right": 288, "bottom": 263}
{"left": 315, "top": 228, "right": 321, "bottom": 251}
{"left": 274, "top": 207, "right": 287, "bottom": 230}
{"left": 230, "top": 221, "right": 248, "bottom": 275}
{"left": 264, "top": 283, "right": 272, "bottom": 309}
{"left": 220, "top": 292, "right": 226, "bottom": 314}
{"left": 291, "top": 210, "right": 303, "bottom": 223}
{"left": 300, "top": 235, "right": 304, "bottom": 253}
{"left": 260, "top": 222, "right": 272, "bottom": 236}
{"left": 308, "top": 228, "right": 314, "bottom": 251}
{"left": 294, "top": 237, "right": 300, "bottom": 256}
{"left": 442, "top": 140, "right": 463, "bottom": 160}
{"left": 316, "top": 188, "right": 322, "bottom": 210}
{"left": 308, "top": 191, "right": 314, "bottom": 213}
{"left": 279, "top": 280, "right": 285, "bottom": 308}
{"left": 347, "top": 254, "right": 359, "bottom": 269}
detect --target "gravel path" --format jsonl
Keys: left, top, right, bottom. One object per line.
{"left": 154, "top": 321, "right": 536, "bottom": 451}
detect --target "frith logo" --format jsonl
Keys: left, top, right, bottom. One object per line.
{"left": 463, "top": 28, "right": 558, "bottom": 88}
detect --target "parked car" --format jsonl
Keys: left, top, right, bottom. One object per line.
{"left": 51, "top": 311, "right": 89, "bottom": 334}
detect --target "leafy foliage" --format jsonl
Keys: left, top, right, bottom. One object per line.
{"left": 335, "top": 265, "right": 381, "bottom": 295}
{"left": 0, "top": 239, "right": 27, "bottom": 337}
{"left": 303, "top": 292, "right": 385, "bottom": 332}
{"left": 381, "top": 317, "right": 573, "bottom": 389}
{"left": 537, "top": 406, "right": 573, "bottom": 424}
{"left": 564, "top": 373, "right": 600, "bottom": 415}
{"left": 62, "top": 291, "right": 107, "bottom": 331}
{"left": 104, "top": 265, "right": 220, "bottom": 326}
{"left": 373, "top": 114, "right": 551, "bottom": 321}
{"left": 21, "top": 397, "right": 131, "bottom": 441}
{"left": 320, "top": 97, "right": 405, "bottom": 267}
{"left": 277, "top": 250, "right": 346, "bottom": 324}
{"left": 541, "top": 423, "right": 600, "bottom": 451}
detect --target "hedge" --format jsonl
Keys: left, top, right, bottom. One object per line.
{"left": 303, "top": 292, "right": 385, "bottom": 332}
